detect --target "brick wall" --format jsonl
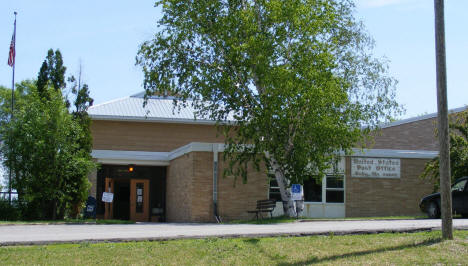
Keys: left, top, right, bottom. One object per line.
{"left": 191, "top": 152, "right": 215, "bottom": 222}
{"left": 345, "top": 157, "right": 434, "bottom": 217}
{"left": 217, "top": 154, "right": 269, "bottom": 221}
{"left": 369, "top": 117, "right": 438, "bottom": 150}
{"left": 165, "top": 151, "right": 269, "bottom": 222}
{"left": 166, "top": 153, "right": 193, "bottom": 222}
{"left": 88, "top": 169, "right": 97, "bottom": 198}
{"left": 91, "top": 120, "right": 224, "bottom": 152}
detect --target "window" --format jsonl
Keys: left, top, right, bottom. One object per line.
{"left": 268, "top": 175, "right": 345, "bottom": 203}
{"left": 269, "top": 178, "right": 282, "bottom": 202}
{"left": 304, "top": 177, "right": 322, "bottom": 202}
{"left": 325, "top": 175, "right": 344, "bottom": 203}
{"left": 452, "top": 179, "right": 467, "bottom": 192}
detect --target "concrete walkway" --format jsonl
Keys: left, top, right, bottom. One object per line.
{"left": 1, "top": 219, "right": 468, "bottom": 246}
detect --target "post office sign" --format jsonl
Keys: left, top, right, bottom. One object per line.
{"left": 351, "top": 157, "right": 400, "bottom": 178}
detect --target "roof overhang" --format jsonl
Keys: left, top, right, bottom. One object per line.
{"left": 90, "top": 114, "right": 221, "bottom": 125}
{"left": 92, "top": 143, "right": 438, "bottom": 167}
{"left": 91, "top": 150, "right": 171, "bottom": 166}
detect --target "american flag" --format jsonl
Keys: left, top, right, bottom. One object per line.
{"left": 7, "top": 22, "right": 16, "bottom": 67}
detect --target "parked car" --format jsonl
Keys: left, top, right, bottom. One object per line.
{"left": 419, "top": 176, "right": 468, "bottom": 218}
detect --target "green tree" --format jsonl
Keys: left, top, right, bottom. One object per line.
{"left": 65, "top": 66, "right": 95, "bottom": 218}
{"left": 36, "top": 49, "right": 66, "bottom": 99}
{"left": 137, "top": 0, "right": 401, "bottom": 216}
{"left": 421, "top": 110, "right": 468, "bottom": 191}
{"left": 0, "top": 49, "right": 95, "bottom": 220}
{"left": 1, "top": 83, "right": 95, "bottom": 220}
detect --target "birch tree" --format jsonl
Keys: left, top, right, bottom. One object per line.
{"left": 137, "top": 0, "right": 401, "bottom": 216}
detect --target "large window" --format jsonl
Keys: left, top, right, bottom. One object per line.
{"left": 304, "top": 177, "right": 322, "bottom": 202}
{"left": 269, "top": 175, "right": 344, "bottom": 203}
{"left": 325, "top": 175, "right": 344, "bottom": 203}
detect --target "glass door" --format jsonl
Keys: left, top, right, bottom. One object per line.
{"left": 130, "top": 179, "right": 150, "bottom": 222}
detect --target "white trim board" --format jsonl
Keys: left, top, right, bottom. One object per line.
{"left": 92, "top": 143, "right": 438, "bottom": 167}
{"left": 91, "top": 150, "right": 171, "bottom": 166}
{"left": 95, "top": 159, "right": 170, "bottom": 166}
{"left": 90, "top": 115, "right": 222, "bottom": 125}
{"left": 350, "top": 148, "right": 438, "bottom": 159}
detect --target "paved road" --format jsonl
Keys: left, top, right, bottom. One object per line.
{"left": 1, "top": 219, "right": 468, "bottom": 245}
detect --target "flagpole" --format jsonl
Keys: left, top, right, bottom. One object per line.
{"left": 8, "top": 11, "right": 17, "bottom": 205}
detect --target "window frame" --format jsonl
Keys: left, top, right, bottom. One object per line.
{"left": 323, "top": 175, "right": 345, "bottom": 203}
{"left": 267, "top": 160, "right": 346, "bottom": 204}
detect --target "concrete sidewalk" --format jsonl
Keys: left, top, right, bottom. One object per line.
{"left": 1, "top": 219, "right": 468, "bottom": 246}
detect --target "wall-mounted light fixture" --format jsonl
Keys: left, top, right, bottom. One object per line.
{"left": 128, "top": 164, "right": 135, "bottom": 172}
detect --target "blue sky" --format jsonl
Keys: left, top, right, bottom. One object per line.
{"left": 0, "top": 0, "right": 467, "bottom": 120}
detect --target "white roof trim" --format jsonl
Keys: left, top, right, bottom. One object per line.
{"left": 92, "top": 143, "right": 438, "bottom": 166}
{"left": 95, "top": 159, "right": 170, "bottom": 166}
{"left": 168, "top": 142, "right": 226, "bottom": 160}
{"left": 380, "top": 106, "right": 467, "bottom": 129}
{"left": 351, "top": 148, "right": 438, "bottom": 159}
{"left": 91, "top": 150, "right": 170, "bottom": 166}
{"left": 90, "top": 115, "right": 220, "bottom": 125}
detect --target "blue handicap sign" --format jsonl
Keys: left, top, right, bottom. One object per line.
{"left": 291, "top": 184, "right": 303, "bottom": 200}
{"left": 292, "top": 184, "right": 301, "bottom": 193}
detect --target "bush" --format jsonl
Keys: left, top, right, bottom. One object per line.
{"left": 0, "top": 199, "right": 22, "bottom": 221}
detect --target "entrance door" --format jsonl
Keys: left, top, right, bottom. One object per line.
{"left": 130, "top": 179, "right": 150, "bottom": 222}
{"left": 113, "top": 180, "right": 130, "bottom": 220}
{"left": 104, "top": 177, "right": 114, "bottom": 219}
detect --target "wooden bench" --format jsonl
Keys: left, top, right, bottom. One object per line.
{"left": 247, "top": 199, "right": 277, "bottom": 220}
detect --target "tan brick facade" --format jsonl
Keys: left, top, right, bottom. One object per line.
{"left": 191, "top": 152, "right": 215, "bottom": 222}
{"left": 91, "top": 120, "right": 224, "bottom": 152}
{"left": 369, "top": 117, "right": 438, "bottom": 150}
{"left": 345, "top": 157, "right": 434, "bottom": 217}
{"left": 165, "top": 151, "right": 268, "bottom": 222}
{"left": 166, "top": 153, "right": 194, "bottom": 222}
{"left": 87, "top": 169, "right": 97, "bottom": 199}
{"left": 90, "top": 110, "right": 448, "bottom": 221}
{"left": 217, "top": 156, "right": 269, "bottom": 221}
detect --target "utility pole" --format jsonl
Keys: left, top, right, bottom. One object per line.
{"left": 434, "top": 0, "right": 453, "bottom": 240}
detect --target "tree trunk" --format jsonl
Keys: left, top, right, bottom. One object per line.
{"left": 270, "top": 165, "right": 296, "bottom": 217}
{"left": 265, "top": 152, "right": 296, "bottom": 217}
{"left": 434, "top": 0, "right": 453, "bottom": 240}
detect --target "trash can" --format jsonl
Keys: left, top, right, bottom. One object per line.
{"left": 84, "top": 196, "right": 97, "bottom": 219}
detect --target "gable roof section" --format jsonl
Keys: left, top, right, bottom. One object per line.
{"left": 88, "top": 93, "right": 221, "bottom": 125}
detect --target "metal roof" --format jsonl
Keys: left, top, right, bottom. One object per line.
{"left": 90, "top": 91, "right": 466, "bottom": 128}
{"left": 380, "top": 106, "right": 467, "bottom": 129}
{"left": 88, "top": 93, "right": 221, "bottom": 125}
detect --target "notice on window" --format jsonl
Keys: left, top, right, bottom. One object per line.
{"left": 351, "top": 157, "right": 400, "bottom": 178}
{"left": 102, "top": 192, "right": 114, "bottom": 203}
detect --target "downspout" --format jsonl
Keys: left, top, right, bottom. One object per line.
{"left": 213, "top": 144, "right": 221, "bottom": 223}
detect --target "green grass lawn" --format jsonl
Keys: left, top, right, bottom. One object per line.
{"left": 1, "top": 231, "right": 467, "bottom": 265}
{"left": 0, "top": 219, "right": 134, "bottom": 225}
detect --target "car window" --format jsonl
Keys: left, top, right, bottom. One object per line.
{"left": 452, "top": 179, "right": 467, "bottom": 192}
